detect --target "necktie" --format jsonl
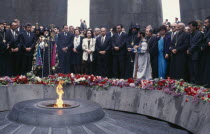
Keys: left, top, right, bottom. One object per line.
{"left": 101, "top": 37, "right": 104, "bottom": 45}
{"left": 13, "top": 31, "right": 16, "bottom": 39}
{"left": 27, "top": 32, "right": 30, "bottom": 37}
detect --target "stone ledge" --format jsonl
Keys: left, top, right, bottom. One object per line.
{"left": 0, "top": 85, "right": 209, "bottom": 134}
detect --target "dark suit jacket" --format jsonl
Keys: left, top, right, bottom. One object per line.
{"left": 16, "top": 27, "right": 25, "bottom": 34}
{"left": 57, "top": 32, "right": 74, "bottom": 52}
{"left": 80, "top": 22, "right": 85, "bottom": 30}
{"left": 6, "top": 29, "right": 22, "bottom": 55}
{"left": 96, "top": 35, "right": 112, "bottom": 54}
{"left": 7, "top": 29, "right": 21, "bottom": 48}
{"left": 112, "top": 32, "right": 127, "bottom": 55}
{"left": 147, "top": 35, "right": 158, "bottom": 58}
{"left": 189, "top": 30, "right": 203, "bottom": 61}
{"left": 170, "top": 31, "right": 190, "bottom": 53}
{"left": 203, "top": 29, "right": 210, "bottom": 49}
{"left": 20, "top": 30, "right": 36, "bottom": 56}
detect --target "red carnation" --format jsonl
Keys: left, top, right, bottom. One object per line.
{"left": 186, "top": 99, "right": 189, "bottom": 102}
{"left": 127, "top": 78, "right": 134, "bottom": 83}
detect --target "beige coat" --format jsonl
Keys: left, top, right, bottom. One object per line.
{"left": 82, "top": 38, "right": 96, "bottom": 61}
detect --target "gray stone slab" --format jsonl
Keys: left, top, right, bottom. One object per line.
{"left": 0, "top": 122, "right": 21, "bottom": 134}
{"left": 179, "top": 0, "right": 210, "bottom": 24}
{"left": 0, "top": 0, "right": 67, "bottom": 28}
{"left": 69, "top": 126, "right": 87, "bottom": 134}
{"left": 7, "top": 85, "right": 44, "bottom": 110}
{"left": 90, "top": 87, "right": 116, "bottom": 109}
{"left": 51, "top": 127, "right": 68, "bottom": 134}
{"left": 90, "top": 0, "right": 163, "bottom": 29}
{"left": 43, "top": 85, "right": 57, "bottom": 99}
{"left": 0, "top": 109, "right": 190, "bottom": 134}
{"left": 31, "top": 127, "right": 49, "bottom": 134}
{"left": 8, "top": 99, "right": 105, "bottom": 127}
{"left": 84, "top": 124, "right": 107, "bottom": 134}
{"left": 14, "top": 125, "right": 35, "bottom": 134}
{"left": 0, "top": 86, "right": 9, "bottom": 111}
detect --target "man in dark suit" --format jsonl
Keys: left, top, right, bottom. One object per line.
{"left": 57, "top": 25, "right": 74, "bottom": 74}
{"left": 14, "top": 19, "right": 24, "bottom": 34}
{"left": 54, "top": 27, "right": 60, "bottom": 45}
{"left": 95, "top": 27, "right": 112, "bottom": 77}
{"left": 7, "top": 21, "right": 22, "bottom": 76}
{"left": 169, "top": 23, "right": 190, "bottom": 81}
{"left": 80, "top": 19, "right": 85, "bottom": 31}
{"left": 0, "top": 21, "right": 10, "bottom": 76}
{"left": 146, "top": 28, "right": 158, "bottom": 78}
{"left": 20, "top": 23, "right": 37, "bottom": 75}
{"left": 187, "top": 21, "right": 203, "bottom": 83}
{"left": 112, "top": 24, "right": 127, "bottom": 78}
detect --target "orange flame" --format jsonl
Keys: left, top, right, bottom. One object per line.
{"left": 55, "top": 81, "right": 64, "bottom": 108}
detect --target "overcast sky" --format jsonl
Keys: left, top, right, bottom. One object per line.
{"left": 162, "top": 0, "right": 180, "bottom": 23}
{"left": 68, "top": 0, "right": 180, "bottom": 27}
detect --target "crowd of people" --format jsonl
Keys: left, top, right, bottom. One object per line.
{"left": 0, "top": 17, "right": 210, "bottom": 88}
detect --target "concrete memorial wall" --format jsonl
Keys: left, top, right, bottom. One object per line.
{"left": 0, "top": 0, "right": 67, "bottom": 28}
{"left": 179, "top": 0, "right": 210, "bottom": 24}
{"left": 0, "top": 85, "right": 209, "bottom": 134}
{"left": 90, "top": 0, "right": 163, "bottom": 29}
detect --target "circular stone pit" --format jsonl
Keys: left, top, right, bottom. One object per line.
{"left": 7, "top": 99, "right": 105, "bottom": 127}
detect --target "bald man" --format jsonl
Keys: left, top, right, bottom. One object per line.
{"left": 95, "top": 27, "right": 112, "bottom": 77}
{"left": 170, "top": 23, "right": 178, "bottom": 40}
{"left": 169, "top": 23, "right": 190, "bottom": 81}
{"left": 94, "top": 28, "right": 101, "bottom": 39}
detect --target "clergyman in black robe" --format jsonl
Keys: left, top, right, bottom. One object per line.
{"left": 33, "top": 28, "right": 58, "bottom": 77}
{"left": 199, "top": 17, "right": 210, "bottom": 88}
{"left": 125, "top": 24, "right": 140, "bottom": 79}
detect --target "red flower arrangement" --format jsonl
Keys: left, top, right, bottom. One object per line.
{"left": 0, "top": 73, "right": 210, "bottom": 103}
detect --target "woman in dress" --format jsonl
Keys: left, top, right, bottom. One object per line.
{"left": 133, "top": 31, "right": 152, "bottom": 80}
{"left": 82, "top": 30, "right": 96, "bottom": 74}
{"left": 157, "top": 25, "right": 171, "bottom": 79}
{"left": 70, "top": 29, "right": 84, "bottom": 74}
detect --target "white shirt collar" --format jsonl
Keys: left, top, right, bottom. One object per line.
{"left": 102, "top": 35, "right": 106, "bottom": 38}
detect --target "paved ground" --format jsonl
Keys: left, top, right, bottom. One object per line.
{"left": 0, "top": 110, "right": 191, "bottom": 134}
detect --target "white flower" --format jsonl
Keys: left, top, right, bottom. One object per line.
{"left": 71, "top": 73, "right": 74, "bottom": 77}
{"left": 57, "top": 77, "right": 63, "bottom": 81}
{"left": 35, "top": 77, "right": 42, "bottom": 82}
{"left": 80, "top": 77, "right": 86, "bottom": 81}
